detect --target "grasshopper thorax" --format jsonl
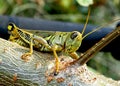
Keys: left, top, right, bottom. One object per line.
{"left": 65, "top": 31, "right": 82, "bottom": 53}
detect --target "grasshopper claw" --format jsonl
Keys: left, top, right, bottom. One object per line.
{"left": 54, "top": 71, "right": 59, "bottom": 76}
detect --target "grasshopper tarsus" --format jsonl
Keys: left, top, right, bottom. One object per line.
{"left": 21, "top": 53, "right": 32, "bottom": 62}
{"left": 54, "top": 72, "right": 59, "bottom": 76}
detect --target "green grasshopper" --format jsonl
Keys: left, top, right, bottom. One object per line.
{"left": 8, "top": 23, "right": 83, "bottom": 74}
{"left": 7, "top": 9, "right": 119, "bottom": 74}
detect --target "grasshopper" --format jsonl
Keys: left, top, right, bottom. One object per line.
{"left": 7, "top": 23, "right": 83, "bottom": 74}
{"left": 7, "top": 8, "right": 119, "bottom": 75}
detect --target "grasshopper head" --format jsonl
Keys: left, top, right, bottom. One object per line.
{"left": 65, "top": 31, "right": 82, "bottom": 53}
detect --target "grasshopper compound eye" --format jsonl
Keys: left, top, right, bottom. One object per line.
{"left": 71, "top": 31, "right": 79, "bottom": 39}
{"left": 8, "top": 23, "right": 14, "bottom": 31}
{"left": 71, "top": 31, "right": 82, "bottom": 41}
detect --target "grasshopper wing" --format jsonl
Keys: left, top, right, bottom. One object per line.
{"left": 25, "top": 29, "right": 57, "bottom": 38}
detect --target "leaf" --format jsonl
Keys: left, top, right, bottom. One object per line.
{"left": 76, "top": 0, "right": 93, "bottom": 7}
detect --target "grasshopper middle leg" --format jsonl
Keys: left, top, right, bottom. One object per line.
{"left": 51, "top": 45, "right": 60, "bottom": 75}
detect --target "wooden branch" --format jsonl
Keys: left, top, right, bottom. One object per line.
{"left": 0, "top": 38, "right": 119, "bottom": 86}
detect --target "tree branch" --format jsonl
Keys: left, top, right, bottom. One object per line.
{"left": 0, "top": 38, "right": 119, "bottom": 86}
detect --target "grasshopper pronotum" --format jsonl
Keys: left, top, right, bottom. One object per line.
{"left": 7, "top": 8, "right": 120, "bottom": 75}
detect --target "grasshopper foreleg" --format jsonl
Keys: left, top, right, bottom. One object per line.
{"left": 69, "top": 52, "right": 79, "bottom": 59}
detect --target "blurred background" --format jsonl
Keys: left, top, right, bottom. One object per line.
{"left": 0, "top": 0, "right": 120, "bottom": 24}
{"left": 0, "top": 0, "right": 120, "bottom": 80}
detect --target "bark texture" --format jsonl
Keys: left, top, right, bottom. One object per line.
{"left": 0, "top": 38, "right": 119, "bottom": 86}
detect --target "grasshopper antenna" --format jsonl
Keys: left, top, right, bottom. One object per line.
{"left": 81, "top": 7, "right": 120, "bottom": 39}
{"left": 81, "top": 7, "right": 91, "bottom": 36}
{"left": 82, "top": 19, "right": 120, "bottom": 39}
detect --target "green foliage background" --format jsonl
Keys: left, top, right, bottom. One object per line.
{"left": 1, "top": 0, "right": 120, "bottom": 24}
